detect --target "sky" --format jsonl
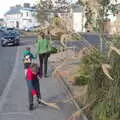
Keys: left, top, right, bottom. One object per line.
{"left": 0, "top": 0, "right": 37, "bottom": 18}
{"left": 0, "top": 0, "right": 78, "bottom": 18}
{"left": 1, "top": 0, "right": 120, "bottom": 18}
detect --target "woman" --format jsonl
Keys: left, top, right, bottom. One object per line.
{"left": 35, "top": 32, "right": 51, "bottom": 78}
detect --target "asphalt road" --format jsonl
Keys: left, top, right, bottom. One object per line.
{"left": 0, "top": 34, "right": 37, "bottom": 96}
{"left": 82, "top": 33, "right": 107, "bottom": 51}
{"left": 0, "top": 32, "right": 17, "bottom": 96}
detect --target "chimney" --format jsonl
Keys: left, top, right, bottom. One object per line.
{"left": 16, "top": 4, "right": 21, "bottom": 8}
{"left": 10, "top": 6, "right": 15, "bottom": 9}
{"left": 23, "top": 3, "right": 30, "bottom": 8}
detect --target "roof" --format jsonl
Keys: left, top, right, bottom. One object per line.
{"left": 22, "top": 7, "right": 36, "bottom": 11}
{"left": 5, "top": 7, "right": 21, "bottom": 15}
{"left": 5, "top": 6, "right": 36, "bottom": 16}
{"left": 71, "top": 4, "right": 83, "bottom": 12}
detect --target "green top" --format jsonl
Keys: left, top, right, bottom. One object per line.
{"left": 35, "top": 39, "right": 51, "bottom": 55}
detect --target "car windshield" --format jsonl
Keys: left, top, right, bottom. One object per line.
{"left": 6, "top": 28, "right": 15, "bottom": 31}
{"left": 4, "top": 32, "right": 16, "bottom": 37}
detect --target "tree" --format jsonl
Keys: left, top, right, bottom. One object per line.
{"left": 36, "top": 0, "right": 53, "bottom": 24}
{"left": 78, "top": 0, "right": 118, "bottom": 52}
{"left": 36, "top": 0, "right": 71, "bottom": 24}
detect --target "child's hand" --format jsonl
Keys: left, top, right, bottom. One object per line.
{"left": 32, "top": 72, "right": 37, "bottom": 75}
{"left": 37, "top": 76, "right": 41, "bottom": 80}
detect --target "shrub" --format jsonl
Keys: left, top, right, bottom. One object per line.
{"left": 74, "top": 75, "right": 89, "bottom": 86}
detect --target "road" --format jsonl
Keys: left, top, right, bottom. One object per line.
{"left": 82, "top": 33, "right": 107, "bottom": 51}
{"left": 0, "top": 32, "right": 17, "bottom": 96}
{"left": 52, "top": 33, "right": 107, "bottom": 52}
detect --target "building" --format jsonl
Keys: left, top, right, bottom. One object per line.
{"left": 53, "top": 3, "right": 86, "bottom": 33}
{"left": 0, "top": 19, "right": 5, "bottom": 26}
{"left": 60, "top": 3, "right": 86, "bottom": 33}
{"left": 107, "top": 1, "right": 120, "bottom": 34}
{"left": 4, "top": 3, "right": 39, "bottom": 29}
{"left": 71, "top": 4, "right": 86, "bottom": 32}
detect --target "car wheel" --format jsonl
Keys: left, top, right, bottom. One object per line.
{"left": 1, "top": 41, "right": 5, "bottom": 47}
{"left": 16, "top": 41, "right": 20, "bottom": 46}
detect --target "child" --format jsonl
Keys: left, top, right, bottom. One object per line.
{"left": 26, "top": 63, "right": 41, "bottom": 111}
{"left": 23, "top": 47, "right": 36, "bottom": 77}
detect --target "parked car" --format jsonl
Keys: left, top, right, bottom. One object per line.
{"left": 0, "top": 27, "right": 17, "bottom": 33}
{"left": 24, "top": 26, "right": 35, "bottom": 32}
{"left": 0, "top": 26, "right": 7, "bottom": 32}
{"left": 1, "top": 31, "right": 20, "bottom": 47}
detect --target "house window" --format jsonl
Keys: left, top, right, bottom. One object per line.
{"left": 21, "top": 13, "right": 23, "bottom": 17}
{"left": 29, "top": 19, "right": 32, "bottom": 22}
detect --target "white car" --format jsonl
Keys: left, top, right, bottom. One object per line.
{"left": 24, "top": 26, "right": 35, "bottom": 32}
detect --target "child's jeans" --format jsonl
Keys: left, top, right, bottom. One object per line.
{"left": 26, "top": 79, "right": 41, "bottom": 105}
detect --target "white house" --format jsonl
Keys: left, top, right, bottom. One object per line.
{"left": 54, "top": 3, "right": 86, "bottom": 33}
{"left": 71, "top": 4, "right": 86, "bottom": 32}
{"left": 4, "top": 3, "right": 39, "bottom": 29}
{"left": 107, "top": 1, "right": 120, "bottom": 34}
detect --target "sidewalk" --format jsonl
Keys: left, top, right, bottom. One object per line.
{"left": 0, "top": 45, "right": 77, "bottom": 120}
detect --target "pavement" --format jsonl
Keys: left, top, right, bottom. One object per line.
{"left": 0, "top": 44, "right": 78, "bottom": 120}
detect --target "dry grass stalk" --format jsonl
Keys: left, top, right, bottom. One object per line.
{"left": 68, "top": 100, "right": 96, "bottom": 120}
{"left": 108, "top": 45, "right": 113, "bottom": 58}
{"left": 39, "top": 99, "right": 60, "bottom": 110}
{"left": 102, "top": 64, "right": 113, "bottom": 80}
{"left": 109, "top": 46, "right": 120, "bottom": 57}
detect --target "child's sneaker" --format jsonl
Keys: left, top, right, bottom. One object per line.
{"left": 33, "top": 94, "right": 37, "bottom": 98}
{"left": 29, "top": 104, "right": 33, "bottom": 111}
{"left": 33, "top": 94, "right": 37, "bottom": 102}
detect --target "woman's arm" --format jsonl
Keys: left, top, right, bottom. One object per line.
{"left": 36, "top": 40, "right": 40, "bottom": 55}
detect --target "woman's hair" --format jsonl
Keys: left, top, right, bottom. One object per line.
{"left": 30, "top": 63, "right": 39, "bottom": 73}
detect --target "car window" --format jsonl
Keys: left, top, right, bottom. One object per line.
{"left": 7, "top": 28, "right": 14, "bottom": 31}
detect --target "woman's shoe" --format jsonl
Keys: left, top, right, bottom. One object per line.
{"left": 44, "top": 74, "right": 48, "bottom": 78}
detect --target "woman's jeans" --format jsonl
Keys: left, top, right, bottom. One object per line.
{"left": 38, "top": 53, "right": 50, "bottom": 77}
